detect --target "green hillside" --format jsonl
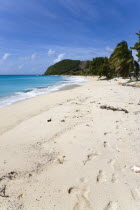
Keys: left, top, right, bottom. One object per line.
{"left": 44, "top": 59, "right": 88, "bottom": 75}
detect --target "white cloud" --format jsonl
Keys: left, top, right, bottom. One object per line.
{"left": 31, "top": 53, "right": 36, "bottom": 60}
{"left": 22, "top": 53, "right": 37, "bottom": 61}
{"left": 105, "top": 47, "right": 113, "bottom": 53}
{"left": 47, "top": 49, "right": 55, "bottom": 56}
{"left": 1, "top": 53, "right": 11, "bottom": 60}
{"left": 53, "top": 53, "right": 65, "bottom": 63}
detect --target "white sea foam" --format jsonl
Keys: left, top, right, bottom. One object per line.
{"left": 0, "top": 76, "right": 86, "bottom": 108}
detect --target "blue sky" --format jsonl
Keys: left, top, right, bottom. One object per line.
{"left": 0, "top": 0, "right": 139, "bottom": 75}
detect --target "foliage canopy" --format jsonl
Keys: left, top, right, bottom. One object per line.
{"left": 89, "top": 57, "right": 114, "bottom": 79}
{"left": 131, "top": 31, "right": 140, "bottom": 62}
{"left": 110, "top": 41, "right": 134, "bottom": 78}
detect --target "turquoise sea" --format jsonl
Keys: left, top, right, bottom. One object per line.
{"left": 0, "top": 75, "right": 85, "bottom": 108}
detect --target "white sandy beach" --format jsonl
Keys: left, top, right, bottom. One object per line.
{"left": 0, "top": 77, "right": 140, "bottom": 210}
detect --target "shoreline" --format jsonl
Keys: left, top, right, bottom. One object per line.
{"left": 0, "top": 82, "right": 82, "bottom": 109}
{"left": 0, "top": 77, "right": 140, "bottom": 209}
{"left": 0, "top": 75, "right": 86, "bottom": 108}
{"left": 0, "top": 77, "right": 86, "bottom": 135}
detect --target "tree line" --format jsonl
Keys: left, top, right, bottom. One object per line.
{"left": 89, "top": 31, "right": 140, "bottom": 80}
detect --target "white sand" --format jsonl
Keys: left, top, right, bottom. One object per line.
{"left": 0, "top": 77, "right": 140, "bottom": 210}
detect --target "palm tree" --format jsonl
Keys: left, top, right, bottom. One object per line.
{"left": 131, "top": 31, "right": 140, "bottom": 62}
{"left": 109, "top": 41, "right": 134, "bottom": 78}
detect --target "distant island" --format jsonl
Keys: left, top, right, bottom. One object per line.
{"left": 44, "top": 59, "right": 90, "bottom": 76}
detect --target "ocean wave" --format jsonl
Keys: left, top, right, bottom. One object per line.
{"left": 0, "top": 76, "right": 86, "bottom": 108}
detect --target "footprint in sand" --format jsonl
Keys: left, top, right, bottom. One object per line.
{"left": 83, "top": 152, "right": 99, "bottom": 165}
{"left": 104, "top": 201, "right": 118, "bottom": 210}
{"left": 108, "top": 159, "right": 116, "bottom": 170}
{"left": 111, "top": 173, "right": 118, "bottom": 183}
{"left": 131, "top": 188, "right": 140, "bottom": 200}
{"left": 68, "top": 187, "right": 91, "bottom": 210}
{"left": 96, "top": 170, "right": 106, "bottom": 183}
{"left": 115, "top": 144, "right": 120, "bottom": 152}
{"left": 79, "top": 177, "right": 88, "bottom": 184}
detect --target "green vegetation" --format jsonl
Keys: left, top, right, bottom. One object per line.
{"left": 89, "top": 57, "right": 114, "bottom": 79}
{"left": 44, "top": 59, "right": 81, "bottom": 75}
{"left": 131, "top": 31, "right": 140, "bottom": 61}
{"left": 109, "top": 41, "right": 134, "bottom": 78}
{"left": 44, "top": 59, "right": 90, "bottom": 75}
{"left": 98, "top": 61, "right": 114, "bottom": 79}
{"left": 45, "top": 34, "right": 140, "bottom": 80}
{"left": 134, "top": 61, "right": 140, "bottom": 80}
{"left": 89, "top": 57, "right": 108, "bottom": 75}
{"left": 89, "top": 40, "right": 139, "bottom": 79}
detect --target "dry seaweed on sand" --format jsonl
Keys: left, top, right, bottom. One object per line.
{"left": 100, "top": 105, "right": 129, "bottom": 113}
